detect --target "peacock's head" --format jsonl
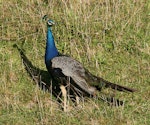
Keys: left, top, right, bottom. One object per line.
{"left": 42, "top": 15, "right": 55, "bottom": 27}
{"left": 47, "top": 20, "right": 55, "bottom": 26}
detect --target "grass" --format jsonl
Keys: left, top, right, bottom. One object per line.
{"left": 0, "top": 0, "right": 150, "bottom": 124}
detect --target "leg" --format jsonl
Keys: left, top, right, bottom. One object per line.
{"left": 75, "top": 95, "right": 80, "bottom": 106}
{"left": 60, "top": 85, "right": 67, "bottom": 112}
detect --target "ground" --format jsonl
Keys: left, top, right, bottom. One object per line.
{"left": 0, "top": 0, "right": 150, "bottom": 125}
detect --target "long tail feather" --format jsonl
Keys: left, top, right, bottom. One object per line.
{"left": 85, "top": 70, "right": 136, "bottom": 92}
{"left": 99, "top": 77, "right": 137, "bottom": 92}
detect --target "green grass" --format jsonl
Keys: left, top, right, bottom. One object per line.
{"left": 0, "top": 0, "right": 150, "bottom": 124}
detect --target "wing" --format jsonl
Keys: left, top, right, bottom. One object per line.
{"left": 51, "top": 56, "right": 96, "bottom": 95}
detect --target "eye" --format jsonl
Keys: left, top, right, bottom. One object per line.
{"left": 48, "top": 21, "right": 52, "bottom": 25}
{"left": 47, "top": 20, "right": 55, "bottom": 26}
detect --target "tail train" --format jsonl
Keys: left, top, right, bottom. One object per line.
{"left": 99, "top": 77, "right": 136, "bottom": 92}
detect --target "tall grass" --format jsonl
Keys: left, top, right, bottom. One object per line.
{"left": 0, "top": 0, "right": 150, "bottom": 124}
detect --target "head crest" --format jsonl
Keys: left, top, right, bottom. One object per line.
{"left": 42, "top": 15, "right": 55, "bottom": 26}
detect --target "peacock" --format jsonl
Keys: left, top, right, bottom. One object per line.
{"left": 44, "top": 16, "right": 136, "bottom": 101}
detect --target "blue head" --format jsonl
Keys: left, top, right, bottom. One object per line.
{"left": 45, "top": 19, "right": 59, "bottom": 66}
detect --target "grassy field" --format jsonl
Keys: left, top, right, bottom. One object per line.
{"left": 0, "top": 0, "right": 150, "bottom": 124}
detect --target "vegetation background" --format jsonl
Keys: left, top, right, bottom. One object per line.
{"left": 0, "top": 0, "right": 150, "bottom": 124}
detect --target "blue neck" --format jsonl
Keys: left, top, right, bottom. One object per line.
{"left": 45, "top": 27, "right": 58, "bottom": 66}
